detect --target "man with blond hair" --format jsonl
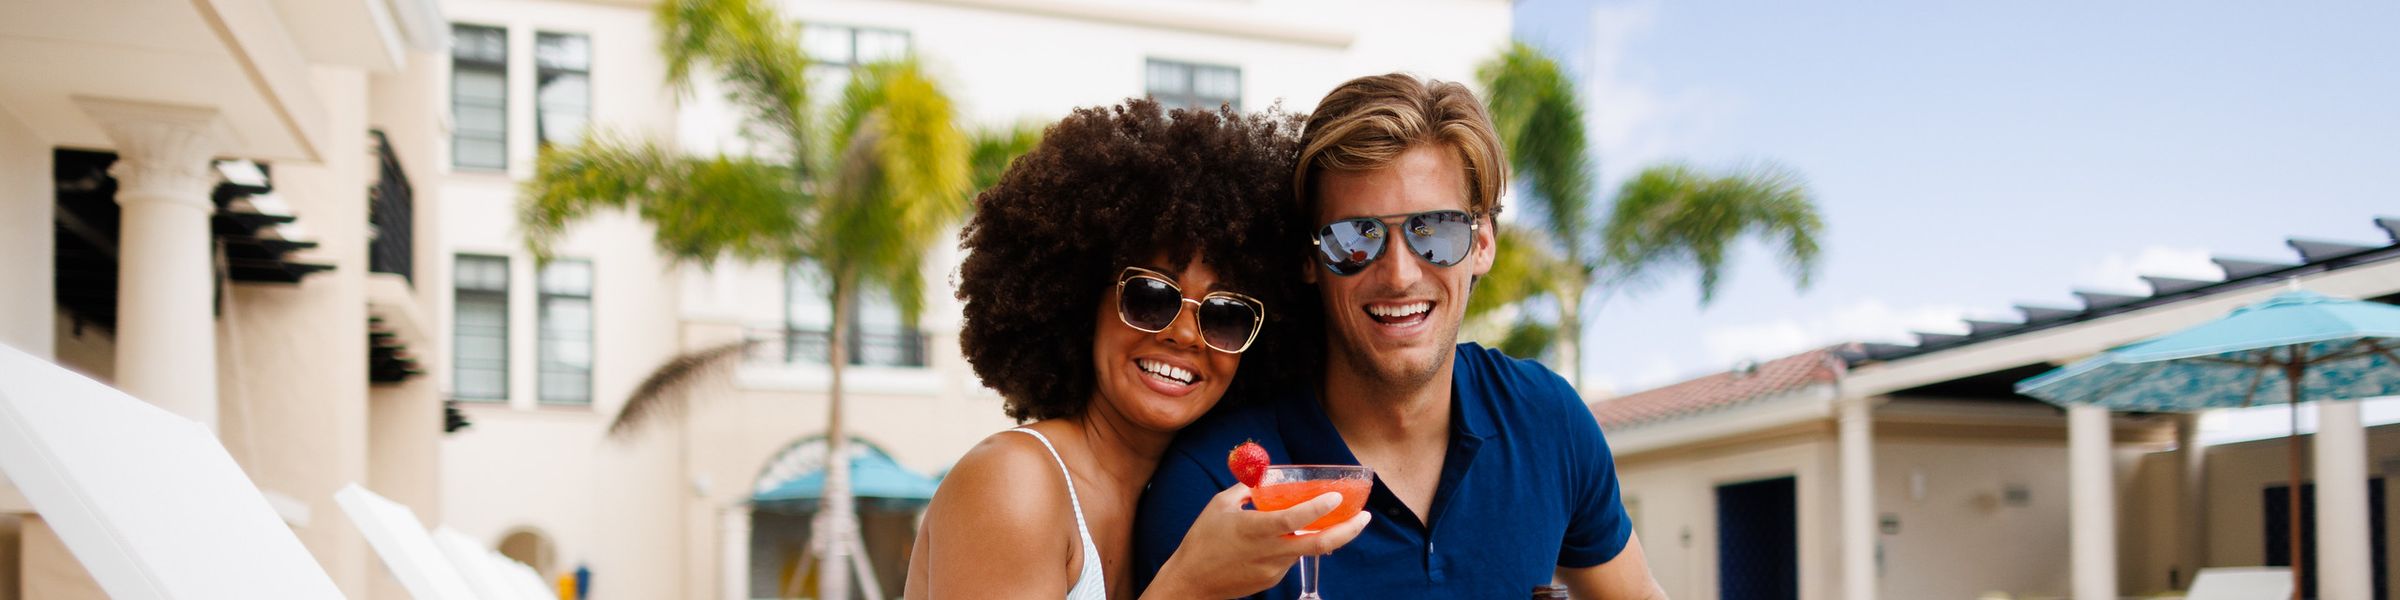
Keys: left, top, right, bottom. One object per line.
{"left": 1133, "top": 73, "right": 1665, "bottom": 597}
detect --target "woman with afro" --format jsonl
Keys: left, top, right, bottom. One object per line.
{"left": 904, "top": 99, "right": 1367, "bottom": 598}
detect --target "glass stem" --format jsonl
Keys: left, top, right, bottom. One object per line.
{"left": 1298, "top": 553, "right": 1322, "bottom": 599}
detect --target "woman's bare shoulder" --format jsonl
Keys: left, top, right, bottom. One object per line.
{"left": 926, "top": 430, "right": 1074, "bottom": 533}
{"left": 917, "top": 429, "right": 1079, "bottom": 595}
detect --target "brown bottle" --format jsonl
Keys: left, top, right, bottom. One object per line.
{"left": 1532, "top": 584, "right": 1570, "bottom": 599}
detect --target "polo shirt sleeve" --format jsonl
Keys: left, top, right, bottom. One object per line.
{"left": 1556, "top": 378, "right": 1635, "bottom": 568}
{"left": 1133, "top": 445, "right": 1223, "bottom": 593}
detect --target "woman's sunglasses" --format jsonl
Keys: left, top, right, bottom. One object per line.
{"left": 1311, "top": 210, "right": 1480, "bottom": 276}
{"left": 1116, "top": 266, "right": 1267, "bottom": 354}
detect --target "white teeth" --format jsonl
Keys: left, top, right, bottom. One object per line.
{"left": 1136, "top": 359, "right": 1194, "bottom": 384}
{"left": 1367, "top": 302, "right": 1432, "bottom": 318}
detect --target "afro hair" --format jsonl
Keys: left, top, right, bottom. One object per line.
{"left": 957, "top": 98, "right": 1318, "bottom": 422}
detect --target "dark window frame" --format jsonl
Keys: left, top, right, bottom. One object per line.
{"left": 1145, "top": 58, "right": 1242, "bottom": 112}
{"left": 452, "top": 254, "right": 511, "bottom": 402}
{"left": 780, "top": 263, "right": 926, "bottom": 369}
{"left": 801, "top": 23, "right": 913, "bottom": 99}
{"left": 450, "top": 23, "right": 510, "bottom": 170}
{"left": 805, "top": 23, "right": 913, "bottom": 70}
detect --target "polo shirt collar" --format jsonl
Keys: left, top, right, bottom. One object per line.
{"left": 1274, "top": 347, "right": 1499, "bottom": 466}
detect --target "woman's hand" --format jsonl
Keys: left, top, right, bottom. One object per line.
{"left": 1143, "top": 484, "right": 1372, "bottom": 599}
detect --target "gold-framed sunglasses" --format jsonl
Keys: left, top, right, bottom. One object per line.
{"left": 1115, "top": 266, "right": 1267, "bottom": 354}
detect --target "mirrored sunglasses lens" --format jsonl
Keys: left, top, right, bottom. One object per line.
{"left": 1119, "top": 277, "right": 1182, "bottom": 331}
{"left": 1315, "top": 219, "right": 1385, "bottom": 275}
{"left": 1196, "top": 298, "right": 1261, "bottom": 351}
{"left": 1404, "top": 212, "right": 1475, "bottom": 266}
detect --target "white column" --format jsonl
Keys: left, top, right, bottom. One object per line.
{"left": 2315, "top": 399, "right": 2371, "bottom": 600}
{"left": 2176, "top": 413, "right": 2207, "bottom": 587}
{"left": 1839, "top": 395, "right": 1877, "bottom": 600}
{"left": 74, "top": 98, "right": 230, "bottom": 430}
{"left": 2069, "top": 405, "right": 2118, "bottom": 600}
{"left": 722, "top": 505, "right": 752, "bottom": 600}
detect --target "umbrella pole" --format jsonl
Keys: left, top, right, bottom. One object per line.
{"left": 2285, "top": 357, "right": 2305, "bottom": 600}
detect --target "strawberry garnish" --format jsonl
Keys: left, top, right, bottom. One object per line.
{"left": 1227, "top": 439, "right": 1268, "bottom": 488}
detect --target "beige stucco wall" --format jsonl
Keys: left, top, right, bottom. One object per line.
{"left": 0, "top": 103, "right": 47, "bottom": 600}
{"left": 212, "top": 65, "right": 377, "bottom": 598}
{"left": 0, "top": 107, "right": 51, "bottom": 361}
{"left": 1611, "top": 408, "right": 2179, "bottom": 600}
{"left": 430, "top": 1, "right": 700, "bottom": 597}
{"left": 363, "top": 33, "right": 453, "bottom": 600}
{"left": 1615, "top": 431, "right": 1841, "bottom": 600}
{"left": 1871, "top": 438, "right": 2160, "bottom": 598}
{"left": 437, "top": 200, "right": 688, "bottom": 600}
{"left": 16, "top": 519, "right": 98, "bottom": 599}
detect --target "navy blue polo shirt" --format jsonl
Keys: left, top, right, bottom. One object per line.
{"left": 1132, "top": 343, "right": 1633, "bottom": 597}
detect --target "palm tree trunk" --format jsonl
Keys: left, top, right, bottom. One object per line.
{"left": 1557, "top": 283, "right": 1588, "bottom": 394}
{"left": 1558, "top": 309, "right": 1583, "bottom": 393}
{"left": 819, "top": 277, "right": 858, "bottom": 600}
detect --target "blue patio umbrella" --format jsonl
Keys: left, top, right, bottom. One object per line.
{"left": 752, "top": 443, "right": 940, "bottom": 506}
{"left": 2017, "top": 287, "right": 2400, "bottom": 597}
{"left": 2016, "top": 289, "right": 2400, "bottom": 410}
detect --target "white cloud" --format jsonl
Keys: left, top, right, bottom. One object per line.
{"left": 1581, "top": 1, "right": 1738, "bottom": 190}
{"left": 1585, "top": 355, "right": 1686, "bottom": 399}
{"left": 1696, "top": 299, "right": 1976, "bottom": 367}
{"left": 2071, "top": 245, "right": 2220, "bottom": 294}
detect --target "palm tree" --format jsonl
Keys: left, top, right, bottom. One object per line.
{"left": 1472, "top": 41, "right": 1825, "bottom": 392}
{"left": 518, "top": 1, "right": 1033, "bottom": 597}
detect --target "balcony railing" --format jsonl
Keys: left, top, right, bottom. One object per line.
{"left": 368, "top": 130, "right": 414, "bottom": 284}
{"left": 746, "top": 326, "right": 929, "bottom": 368}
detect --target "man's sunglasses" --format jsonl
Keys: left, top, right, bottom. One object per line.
{"left": 1311, "top": 210, "right": 1480, "bottom": 276}
{"left": 1116, "top": 267, "right": 1268, "bottom": 354}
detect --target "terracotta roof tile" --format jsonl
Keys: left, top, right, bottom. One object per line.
{"left": 1589, "top": 346, "right": 1848, "bottom": 428}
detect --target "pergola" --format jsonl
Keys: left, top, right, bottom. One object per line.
{"left": 1834, "top": 220, "right": 2399, "bottom": 600}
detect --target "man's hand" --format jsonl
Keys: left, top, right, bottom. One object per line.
{"left": 1556, "top": 532, "right": 1667, "bottom": 599}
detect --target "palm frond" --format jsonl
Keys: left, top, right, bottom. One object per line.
{"left": 968, "top": 122, "right": 1045, "bottom": 194}
{"left": 1495, "top": 320, "right": 1559, "bottom": 363}
{"left": 520, "top": 132, "right": 808, "bottom": 265}
{"left": 1468, "top": 223, "right": 1565, "bottom": 319}
{"left": 655, "top": 0, "right": 812, "bottom": 152}
{"left": 819, "top": 58, "right": 973, "bottom": 325}
{"left": 1599, "top": 161, "right": 1826, "bottom": 305}
{"left": 1477, "top": 41, "right": 1595, "bottom": 262}
{"left": 606, "top": 339, "right": 756, "bottom": 439}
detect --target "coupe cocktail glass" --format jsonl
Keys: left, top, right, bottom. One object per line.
{"left": 1252, "top": 465, "right": 1373, "bottom": 599}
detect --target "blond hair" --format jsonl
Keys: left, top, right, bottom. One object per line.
{"left": 1295, "top": 73, "right": 1509, "bottom": 220}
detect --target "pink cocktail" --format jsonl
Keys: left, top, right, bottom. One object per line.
{"left": 1253, "top": 476, "right": 1371, "bottom": 533}
{"left": 1254, "top": 464, "right": 1373, "bottom": 599}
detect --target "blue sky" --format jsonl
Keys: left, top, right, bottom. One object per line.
{"left": 1508, "top": 1, "right": 2400, "bottom": 395}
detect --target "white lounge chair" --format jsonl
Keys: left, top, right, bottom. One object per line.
{"left": 337, "top": 484, "right": 482, "bottom": 599}
{"left": 0, "top": 344, "right": 345, "bottom": 598}
{"left": 2186, "top": 566, "right": 2295, "bottom": 600}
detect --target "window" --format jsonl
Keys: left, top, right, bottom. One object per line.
{"left": 453, "top": 255, "right": 510, "bottom": 401}
{"left": 782, "top": 264, "right": 925, "bottom": 368}
{"left": 450, "top": 24, "right": 508, "bottom": 170}
{"left": 1146, "top": 59, "right": 1241, "bottom": 111}
{"left": 847, "top": 285, "right": 924, "bottom": 367}
{"left": 782, "top": 264, "right": 833, "bottom": 364}
{"left": 801, "top": 24, "right": 911, "bottom": 98}
{"left": 538, "top": 260, "right": 594, "bottom": 405}
{"left": 535, "top": 32, "right": 591, "bottom": 147}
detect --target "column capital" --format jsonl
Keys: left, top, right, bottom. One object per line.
{"left": 73, "top": 97, "right": 236, "bottom": 210}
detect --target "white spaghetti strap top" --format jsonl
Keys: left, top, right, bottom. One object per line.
{"left": 1009, "top": 427, "right": 1109, "bottom": 600}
